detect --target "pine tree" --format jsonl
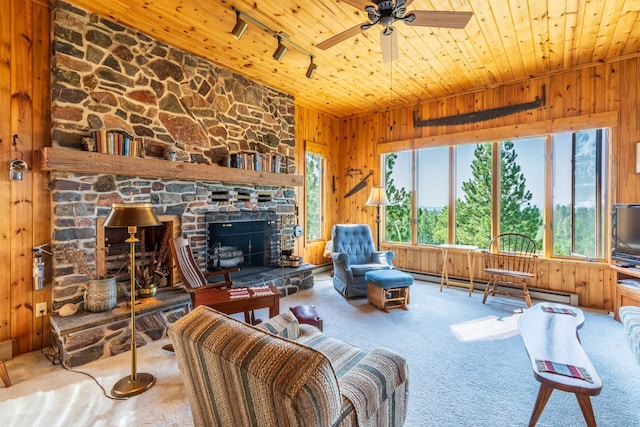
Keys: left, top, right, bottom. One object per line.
{"left": 456, "top": 142, "right": 542, "bottom": 248}
{"left": 305, "top": 152, "right": 321, "bottom": 241}
{"left": 384, "top": 153, "right": 412, "bottom": 242}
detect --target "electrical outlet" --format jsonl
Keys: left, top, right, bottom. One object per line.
{"left": 35, "top": 302, "right": 47, "bottom": 317}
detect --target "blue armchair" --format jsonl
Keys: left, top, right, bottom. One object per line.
{"left": 331, "top": 224, "right": 395, "bottom": 297}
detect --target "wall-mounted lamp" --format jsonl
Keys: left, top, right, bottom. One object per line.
{"left": 306, "top": 56, "right": 317, "bottom": 79}
{"left": 231, "top": 10, "right": 248, "bottom": 40}
{"left": 273, "top": 36, "right": 288, "bottom": 61}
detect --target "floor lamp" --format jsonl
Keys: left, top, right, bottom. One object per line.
{"left": 366, "top": 186, "right": 390, "bottom": 251}
{"left": 103, "top": 202, "right": 161, "bottom": 398}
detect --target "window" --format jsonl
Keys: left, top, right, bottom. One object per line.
{"left": 416, "top": 147, "right": 449, "bottom": 245}
{"left": 382, "top": 128, "right": 607, "bottom": 259}
{"left": 305, "top": 152, "right": 323, "bottom": 242}
{"left": 455, "top": 143, "right": 492, "bottom": 247}
{"left": 499, "top": 138, "right": 544, "bottom": 250}
{"left": 552, "top": 130, "right": 606, "bottom": 258}
{"left": 384, "top": 151, "right": 412, "bottom": 243}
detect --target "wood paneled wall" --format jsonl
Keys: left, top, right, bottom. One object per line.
{"left": 1, "top": 0, "right": 52, "bottom": 356}
{"left": 294, "top": 104, "right": 340, "bottom": 266}
{"left": 333, "top": 58, "right": 640, "bottom": 310}
{"left": 1, "top": 0, "right": 638, "bottom": 355}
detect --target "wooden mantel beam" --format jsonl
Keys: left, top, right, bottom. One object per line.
{"left": 39, "top": 147, "right": 303, "bottom": 187}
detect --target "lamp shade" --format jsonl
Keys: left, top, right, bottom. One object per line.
{"left": 103, "top": 203, "right": 161, "bottom": 228}
{"left": 366, "top": 187, "right": 390, "bottom": 207}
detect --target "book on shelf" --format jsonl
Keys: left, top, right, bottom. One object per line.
{"left": 90, "top": 130, "right": 142, "bottom": 158}
{"left": 221, "top": 151, "right": 291, "bottom": 174}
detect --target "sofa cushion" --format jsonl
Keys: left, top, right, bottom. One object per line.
{"left": 168, "top": 306, "right": 343, "bottom": 426}
{"left": 169, "top": 305, "right": 409, "bottom": 427}
{"left": 254, "top": 310, "right": 300, "bottom": 339}
{"left": 619, "top": 306, "right": 640, "bottom": 365}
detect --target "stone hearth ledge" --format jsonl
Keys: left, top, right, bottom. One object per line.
{"left": 50, "top": 265, "right": 314, "bottom": 366}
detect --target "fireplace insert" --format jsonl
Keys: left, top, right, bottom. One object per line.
{"left": 206, "top": 211, "right": 281, "bottom": 270}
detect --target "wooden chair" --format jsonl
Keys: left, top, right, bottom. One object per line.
{"left": 170, "top": 235, "right": 257, "bottom": 324}
{"left": 482, "top": 233, "right": 537, "bottom": 307}
{"left": 0, "top": 361, "right": 11, "bottom": 387}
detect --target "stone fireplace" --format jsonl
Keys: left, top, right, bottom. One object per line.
{"left": 47, "top": 1, "right": 314, "bottom": 366}
{"left": 48, "top": 172, "right": 313, "bottom": 367}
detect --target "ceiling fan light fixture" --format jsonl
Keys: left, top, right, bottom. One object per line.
{"left": 231, "top": 12, "right": 248, "bottom": 40}
{"left": 273, "top": 37, "right": 288, "bottom": 61}
{"left": 306, "top": 57, "right": 317, "bottom": 79}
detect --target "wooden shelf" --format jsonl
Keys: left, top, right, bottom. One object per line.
{"left": 610, "top": 265, "right": 640, "bottom": 321}
{"left": 39, "top": 147, "right": 303, "bottom": 187}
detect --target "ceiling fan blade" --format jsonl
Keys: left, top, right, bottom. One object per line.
{"left": 381, "top": 29, "right": 398, "bottom": 63}
{"left": 316, "top": 24, "right": 367, "bottom": 50}
{"left": 405, "top": 10, "right": 473, "bottom": 29}
{"left": 338, "top": 0, "right": 375, "bottom": 10}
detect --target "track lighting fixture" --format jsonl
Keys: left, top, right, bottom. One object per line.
{"left": 273, "top": 36, "right": 288, "bottom": 61}
{"left": 231, "top": 7, "right": 318, "bottom": 76}
{"left": 230, "top": 11, "right": 248, "bottom": 40}
{"left": 306, "top": 56, "right": 317, "bottom": 79}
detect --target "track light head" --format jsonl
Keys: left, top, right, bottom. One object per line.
{"left": 306, "top": 57, "right": 317, "bottom": 79}
{"left": 231, "top": 12, "right": 248, "bottom": 39}
{"left": 273, "top": 37, "right": 288, "bottom": 61}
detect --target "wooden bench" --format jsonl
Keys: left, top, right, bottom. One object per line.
{"left": 517, "top": 303, "right": 603, "bottom": 427}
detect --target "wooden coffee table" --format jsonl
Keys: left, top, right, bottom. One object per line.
{"left": 194, "top": 286, "right": 281, "bottom": 322}
{"left": 518, "top": 303, "right": 602, "bottom": 427}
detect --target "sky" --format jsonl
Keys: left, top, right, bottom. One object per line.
{"left": 387, "top": 133, "right": 598, "bottom": 210}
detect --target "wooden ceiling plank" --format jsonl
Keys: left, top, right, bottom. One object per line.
{"left": 546, "top": 0, "right": 568, "bottom": 71}
{"left": 591, "top": 0, "right": 624, "bottom": 61}
{"left": 527, "top": 0, "right": 552, "bottom": 76}
{"left": 51, "top": 1, "right": 640, "bottom": 117}
{"left": 507, "top": 0, "right": 538, "bottom": 78}
{"left": 575, "top": 0, "right": 605, "bottom": 65}
{"left": 562, "top": 0, "right": 580, "bottom": 69}
{"left": 466, "top": 0, "right": 515, "bottom": 83}
{"left": 606, "top": 4, "right": 640, "bottom": 58}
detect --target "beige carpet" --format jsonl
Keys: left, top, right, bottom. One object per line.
{"left": 0, "top": 337, "right": 191, "bottom": 427}
{"left": 2, "top": 271, "right": 639, "bottom": 426}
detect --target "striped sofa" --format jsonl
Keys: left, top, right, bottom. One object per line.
{"left": 168, "top": 305, "right": 408, "bottom": 427}
{"left": 619, "top": 306, "right": 640, "bottom": 365}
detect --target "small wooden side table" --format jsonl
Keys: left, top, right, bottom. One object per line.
{"left": 0, "top": 360, "right": 11, "bottom": 387}
{"left": 439, "top": 244, "right": 478, "bottom": 297}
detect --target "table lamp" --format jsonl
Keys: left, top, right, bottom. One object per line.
{"left": 366, "top": 186, "right": 390, "bottom": 251}
{"left": 103, "top": 202, "right": 161, "bottom": 397}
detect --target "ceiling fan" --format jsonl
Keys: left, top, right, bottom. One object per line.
{"left": 316, "top": 0, "right": 473, "bottom": 62}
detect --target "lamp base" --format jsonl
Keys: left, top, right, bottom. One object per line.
{"left": 111, "top": 372, "right": 156, "bottom": 398}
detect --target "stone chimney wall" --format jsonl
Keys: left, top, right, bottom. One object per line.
{"left": 51, "top": 0, "right": 294, "bottom": 162}
{"left": 49, "top": 1, "right": 298, "bottom": 312}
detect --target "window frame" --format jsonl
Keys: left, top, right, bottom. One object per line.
{"left": 378, "top": 124, "right": 610, "bottom": 261}
{"left": 304, "top": 141, "right": 330, "bottom": 244}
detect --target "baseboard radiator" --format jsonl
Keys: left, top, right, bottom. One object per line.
{"left": 407, "top": 271, "right": 579, "bottom": 306}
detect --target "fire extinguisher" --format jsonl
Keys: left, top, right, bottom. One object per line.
{"left": 33, "top": 243, "right": 52, "bottom": 291}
